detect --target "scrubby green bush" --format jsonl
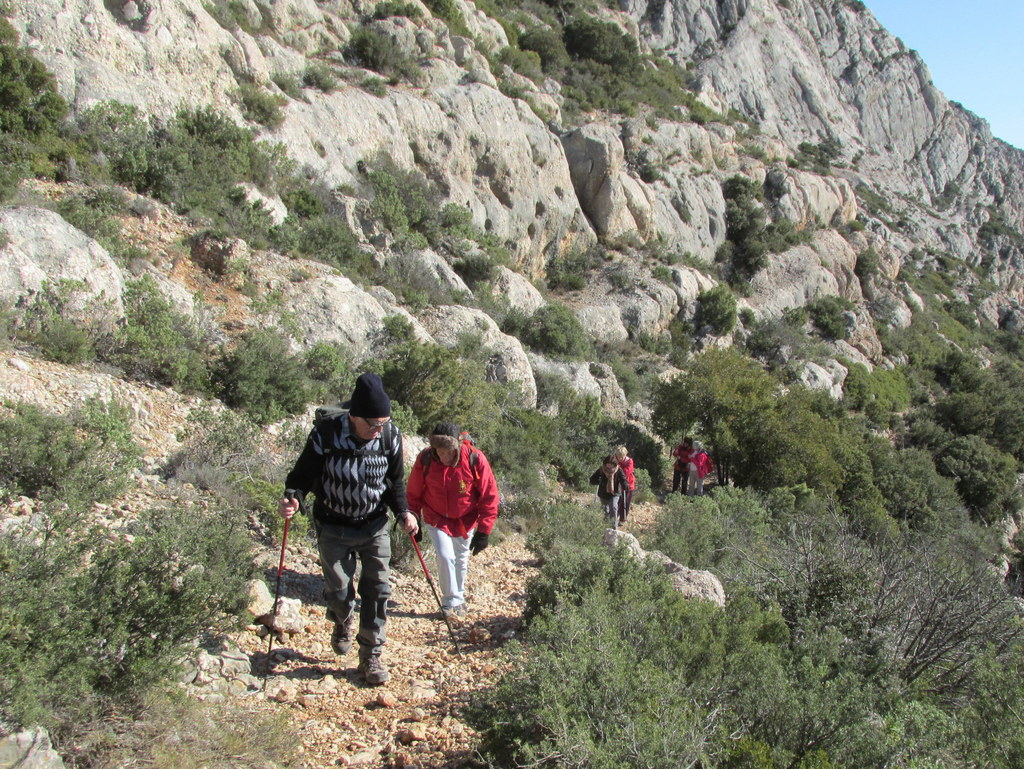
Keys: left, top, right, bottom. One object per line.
{"left": 235, "top": 83, "right": 287, "bottom": 127}
{"left": 300, "top": 64, "right": 338, "bottom": 92}
{"left": 110, "top": 275, "right": 212, "bottom": 393}
{"left": 0, "top": 17, "right": 69, "bottom": 197}
{"left": 696, "top": 284, "right": 737, "bottom": 335}
{"left": 0, "top": 398, "right": 140, "bottom": 508}
{"left": 842, "top": 362, "right": 910, "bottom": 425}
{"left": 347, "top": 27, "right": 420, "bottom": 84}
{"left": 12, "top": 280, "right": 105, "bottom": 365}
{"left": 503, "top": 302, "right": 592, "bottom": 359}
{"left": 0, "top": 500, "right": 253, "bottom": 731}
{"left": 807, "top": 295, "right": 854, "bottom": 340}
{"left": 214, "top": 329, "right": 316, "bottom": 424}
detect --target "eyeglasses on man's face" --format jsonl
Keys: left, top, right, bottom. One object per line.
{"left": 359, "top": 417, "right": 391, "bottom": 430}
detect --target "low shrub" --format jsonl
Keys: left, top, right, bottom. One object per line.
{"left": 347, "top": 27, "right": 420, "bottom": 84}
{"left": 235, "top": 83, "right": 287, "bottom": 128}
{"left": 0, "top": 501, "right": 253, "bottom": 731}
{"left": 110, "top": 275, "right": 212, "bottom": 393}
{"left": 213, "top": 329, "right": 316, "bottom": 424}
{"left": 0, "top": 398, "right": 140, "bottom": 508}
{"left": 696, "top": 284, "right": 737, "bottom": 335}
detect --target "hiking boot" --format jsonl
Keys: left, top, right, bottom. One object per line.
{"left": 443, "top": 604, "right": 467, "bottom": 619}
{"left": 330, "top": 618, "right": 353, "bottom": 655}
{"left": 358, "top": 653, "right": 390, "bottom": 685}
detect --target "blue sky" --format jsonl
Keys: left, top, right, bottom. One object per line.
{"left": 864, "top": 0, "right": 1024, "bottom": 150}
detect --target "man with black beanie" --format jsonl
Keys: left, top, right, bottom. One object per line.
{"left": 278, "top": 372, "right": 418, "bottom": 685}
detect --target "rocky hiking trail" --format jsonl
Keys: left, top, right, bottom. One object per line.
{"left": 234, "top": 503, "right": 661, "bottom": 769}
{"left": 0, "top": 350, "right": 662, "bottom": 768}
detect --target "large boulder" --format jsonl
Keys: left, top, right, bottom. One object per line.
{"left": 417, "top": 305, "right": 537, "bottom": 408}
{"left": 0, "top": 728, "right": 65, "bottom": 769}
{"left": 0, "top": 206, "right": 125, "bottom": 319}
{"left": 530, "top": 355, "right": 628, "bottom": 418}
{"left": 561, "top": 123, "right": 655, "bottom": 240}
{"left": 492, "top": 266, "right": 545, "bottom": 316}
{"left": 603, "top": 529, "right": 725, "bottom": 607}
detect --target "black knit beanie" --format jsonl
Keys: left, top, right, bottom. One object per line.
{"left": 347, "top": 373, "right": 391, "bottom": 418}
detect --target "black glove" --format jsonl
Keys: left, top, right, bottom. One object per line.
{"left": 470, "top": 531, "right": 489, "bottom": 555}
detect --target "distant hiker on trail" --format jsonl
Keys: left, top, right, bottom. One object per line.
{"left": 278, "top": 372, "right": 418, "bottom": 686}
{"left": 614, "top": 445, "right": 635, "bottom": 524}
{"left": 672, "top": 437, "right": 694, "bottom": 494}
{"left": 689, "top": 441, "right": 714, "bottom": 497}
{"left": 591, "top": 454, "right": 627, "bottom": 530}
{"left": 406, "top": 422, "right": 500, "bottom": 619}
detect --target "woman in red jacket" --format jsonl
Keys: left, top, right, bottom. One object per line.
{"left": 614, "top": 445, "right": 635, "bottom": 523}
{"left": 406, "top": 422, "right": 500, "bottom": 618}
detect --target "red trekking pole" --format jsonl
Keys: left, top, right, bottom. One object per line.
{"left": 410, "top": 534, "right": 462, "bottom": 655}
{"left": 263, "top": 490, "right": 299, "bottom": 686}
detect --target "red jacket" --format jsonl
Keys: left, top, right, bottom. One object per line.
{"left": 406, "top": 443, "right": 500, "bottom": 538}
{"left": 672, "top": 445, "right": 694, "bottom": 472}
{"left": 619, "top": 457, "right": 636, "bottom": 490}
{"left": 694, "top": 451, "right": 714, "bottom": 480}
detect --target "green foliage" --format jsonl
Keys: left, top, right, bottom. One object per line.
{"left": 978, "top": 206, "right": 1024, "bottom": 249}
{"left": 13, "top": 280, "right": 104, "bottom": 365}
{"left": 867, "top": 441, "right": 965, "bottom": 532}
{"left": 214, "top": 329, "right": 316, "bottom": 424}
{"left": 854, "top": 246, "right": 879, "bottom": 281}
{"left": 935, "top": 436, "right": 1018, "bottom": 524}
{"left": 0, "top": 399, "right": 140, "bottom": 508}
{"left": 0, "top": 17, "right": 69, "bottom": 197}
{"left": 421, "top": 0, "right": 471, "bottom": 36}
{"left": 472, "top": 541, "right": 792, "bottom": 769}
{"left": 503, "top": 302, "right": 592, "bottom": 359}
{"left": 110, "top": 275, "right": 211, "bottom": 393}
{"left": 234, "top": 82, "right": 287, "bottom": 127}
{"left": 347, "top": 27, "right": 420, "bottom": 84}
{"left": 806, "top": 295, "right": 854, "bottom": 340}
{"left": 545, "top": 247, "right": 602, "bottom": 291}
{"left": 518, "top": 26, "right": 570, "bottom": 73}
{"left": 370, "top": 337, "right": 504, "bottom": 436}
{"left": 366, "top": 161, "right": 441, "bottom": 246}
{"left": 300, "top": 64, "right": 339, "bottom": 93}
{"left": 0, "top": 501, "right": 253, "bottom": 731}
{"left": 696, "top": 284, "right": 737, "bottom": 335}
{"left": 372, "top": 0, "right": 424, "bottom": 19}
{"left": 793, "top": 138, "right": 842, "bottom": 173}
{"left": 841, "top": 362, "right": 910, "bottom": 425}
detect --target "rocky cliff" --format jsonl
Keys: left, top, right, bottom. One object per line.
{"left": 5, "top": 0, "right": 1024, "bottom": 402}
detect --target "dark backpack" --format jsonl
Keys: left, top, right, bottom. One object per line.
{"left": 313, "top": 404, "right": 395, "bottom": 458}
{"left": 418, "top": 437, "right": 481, "bottom": 480}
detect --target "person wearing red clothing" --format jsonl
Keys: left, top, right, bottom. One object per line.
{"left": 406, "top": 422, "right": 500, "bottom": 618}
{"left": 614, "top": 445, "right": 635, "bottom": 523}
{"left": 672, "top": 437, "right": 694, "bottom": 494}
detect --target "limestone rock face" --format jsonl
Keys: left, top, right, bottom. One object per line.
{"left": 278, "top": 270, "right": 406, "bottom": 360}
{"left": 0, "top": 207, "right": 125, "bottom": 319}
{"left": 417, "top": 305, "right": 537, "bottom": 408}
{"left": 530, "top": 355, "right": 628, "bottom": 418}
{"left": 562, "top": 123, "right": 655, "bottom": 240}
{"left": 492, "top": 266, "right": 545, "bottom": 316}
{"left": 268, "top": 84, "right": 596, "bottom": 277}
{"left": 746, "top": 230, "right": 861, "bottom": 319}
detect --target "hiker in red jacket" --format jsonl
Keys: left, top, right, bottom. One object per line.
{"left": 406, "top": 422, "right": 500, "bottom": 618}
{"left": 689, "top": 440, "right": 714, "bottom": 496}
{"left": 672, "top": 437, "right": 694, "bottom": 494}
{"left": 614, "top": 445, "right": 636, "bottom": 523}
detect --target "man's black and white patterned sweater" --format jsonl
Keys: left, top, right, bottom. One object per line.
{"left": 284, "top": 415, "right": 408, "bottom": 527}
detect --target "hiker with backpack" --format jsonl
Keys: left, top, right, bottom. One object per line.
{"left": 613, "top": 445, "right": 635, "bottom": 524}
{"left": 689, "top": 441, "right": 714, "bottom": 497}
{"left": 277, "top": 372, "right": 418, "bottom": 686}
{"left": 591, "top": 454, "right": 628, "bottom": 530}
{"left": 671, "top": 437, "right": 694, "bottom": 494}
{"left": 406, "top": 422, "right": 500, "bottom": 619}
